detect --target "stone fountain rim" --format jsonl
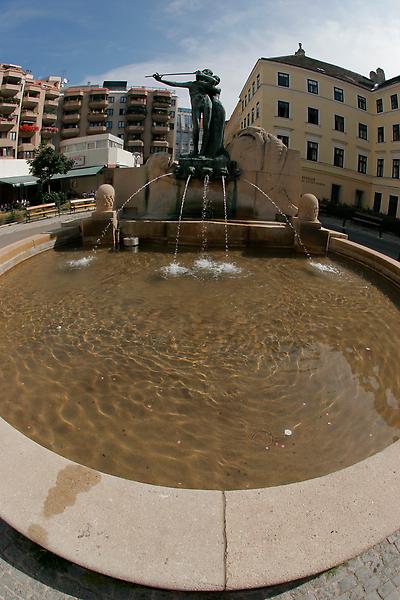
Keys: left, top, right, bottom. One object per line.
{"left": 1, "top": 229, "right": 400, "bottom": 592}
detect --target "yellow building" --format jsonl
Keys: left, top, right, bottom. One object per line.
{"left": 225, "top": 45, "right": 400, "bottom": 218}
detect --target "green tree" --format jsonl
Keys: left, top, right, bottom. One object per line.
{"left": 28, "top": 144, "right": 74, "bottom": 196}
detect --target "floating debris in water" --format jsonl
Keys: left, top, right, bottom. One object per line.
{"left": 66, "top": 256, "right": 95, "bottom": 269}
{"left": 161, "top": 262, "right": 191, "bottom": 277}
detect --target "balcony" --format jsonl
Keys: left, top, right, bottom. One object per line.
{"left": 0, "top": 97, "right": 18, "bottom": 114}
{"left": 0, "top": 80, "right": 21, "bottom": 97}
{"left": 22, "top": 94, "right": 40, "bottom": 109}
{"left": 127, "top": 97, "right": 147, "bottom": 107}
{"left": 152, "top": 93, "right": 172, "bottom": 108}
{"left": 0, "top": 116, "right": 16, "bottom": 131}
{"left": 20, "top": 109, "right": 38, "bottom": 122}
{"left": 41, "top": 126, "right": 59, "bottom": 138}
{"left": 44, "top": 98, "right": 59, "bottom": 110}
{"left": 87, "top": 110, "right": 107, "bottom": 121}
{"left": 0, "top": 138, "right": 16, "bottom": 148}
{"left": 152, "top": 124, "right": 169, "bottom": 135}
{"left": 61, "top": 127, "right": 80, "bottom": 138}
{"left": 125, "top": 124, "right": 144, "bottom": 133}
{"left": 19, "top": 124, "right": 39, "bottom": 137}
{"left": 151, "top": 110, "right": 170, "bottom": 122}
{"left": 63, "top": 113, "right": 80, "bottom": 124}
{"left": 87, "top": 125, "right": 107, "bottom": 135}
{"left": 44, "top": 87, "right": 60, "bottom": 100}
{"left": 88, "top": 93, "right": 108, "bottom": 110}
{"left": 18, "top": 142, "right": 35, "bottom": 152}
{"left": 42, "top": 112, "right": 57, "bottom": 124}
{"left": 63, "top": 98, "right": 82, "bottom": 111}
{"left": 128, "top": 88, "right": 147, "bottom": 98}
{"left": 126, "top": 138, "right": 144, "bottom": 147}
{"left": 152, "top": 140, "right": 169, "bottom": 147}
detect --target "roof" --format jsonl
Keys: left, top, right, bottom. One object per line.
{"left": 0, "top": 166, "right": 103, "bottom": 187}
{"left": 262, "top": 54, "right": 374, "bottom": 90}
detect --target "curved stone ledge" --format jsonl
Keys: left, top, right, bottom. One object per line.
{"left": 1, "top": 231, "right": 400, "bottom": 591}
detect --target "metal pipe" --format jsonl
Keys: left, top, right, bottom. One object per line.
{"left": 145, "top": 71, "right": 197, "bottom": 78}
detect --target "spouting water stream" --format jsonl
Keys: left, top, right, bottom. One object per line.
{"left": 244, "top": 179, "right": 313, "bottom": 261}
{"left": 222, "top": 175, "right": 229, "bottom": 259}
{"left": 173, "top": 174, "right": 192, "bottom": 262}
{"left": 200, "top": 175, "right": 210, "bottom": 253}
{"left": 92, "top": 172, "right": 174, "bottom": 252}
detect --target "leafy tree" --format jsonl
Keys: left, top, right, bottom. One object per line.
{"left": 28, "top": 144, "right": 74, "bottom": 196}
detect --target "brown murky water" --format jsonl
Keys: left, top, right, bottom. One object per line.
{"left": 1, "top": 247, "right": 400, "bottom": 490}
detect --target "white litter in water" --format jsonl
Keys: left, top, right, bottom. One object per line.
{"left": 161, "top": 262, "right": 191, "bottom": 277}
{"left": 67, "top": 256, "right": 95, "bottom": 268}
{"left": 284, "top": 429, "right": 293, "bottom": 436}
{"left": 310, "top": 262, "right": 340, "bottom": 274}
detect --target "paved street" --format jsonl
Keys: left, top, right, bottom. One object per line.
{"left": 1, "top": 214, "right": 400, "bottom": 598}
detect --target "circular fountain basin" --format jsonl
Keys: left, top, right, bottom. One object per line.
{"left": 1, "top": 229, "right": 400, "bottom": 591}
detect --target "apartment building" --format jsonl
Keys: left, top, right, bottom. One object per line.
{"left": 0, "top": 63, "right": 61, "bottom": 159}
{"left": 59, "top": 82, "right": 177, "bottom": 162}
{"left": 225, "top": 45, "right": 400, "bottom": 217}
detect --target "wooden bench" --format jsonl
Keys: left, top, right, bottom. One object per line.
{"left": 349, "top": 211, "right": 383, "bottom": 237}
{"left": 69, "top": 198, "right": 96, "bottom": 213}
{"left": 25, "top": 203, "right": 58, "bottom": 222}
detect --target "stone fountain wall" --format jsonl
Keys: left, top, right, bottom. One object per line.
{"left": 108, "top": 127, "right": 301, "bottom": 221}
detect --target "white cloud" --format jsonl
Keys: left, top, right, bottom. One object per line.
{"left": 85, "top": 0, "right": 400, "bottom": 118}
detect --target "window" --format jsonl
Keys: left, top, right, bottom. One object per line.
{"left": 277, "top": 100, "right": 289, "bottom": 118}
{"left": 109, "top": 96, "right": 115, "bottom": 103}
{"left": 277, "top": 135, "right": 289, "bottom": 147}
{"left": 118, "top": 120, "right": 124, "bottom": 128}
{"left": 247, "top": 114, "right": 250, "bottom": 127}
{"left": 334, "top": 147, "right": 344, "bottom": 167}
{"left": 373, "top": 192, "right": 382, "bottom": 213}
{"left": 376, "top": 98, "right": 383, "bottom": 113}
{"left": 358, "top": 123, "right": 368, "bottom": 140}
{"left": 377, "top": 126, "right": 385, "bottom": 143}
{"left": 393, "top": 124, "right": 400, "bottom": 141}
{"left": 106, "top": 120, "right": 112, "bottom": 129}
{"left": 391, "top": 94, "right": 398, "bottom": 110}
{"left": 244, "top": 94, "right": 247, "bottom": 107}
{"left": 278, "top": 72, "right": 289, "bottom": 87}
{"left": 119, "top": 108, "right": 125, "bottom": 115}
{"left": 392, "top": 158, "right": 400, "bottom": 178}
{"left": 334, "top": 87, "right": 344, "bottom": 102}
{"left": 241, "top": 100, "right": 244, "bottom": 112}
{"left": 388, "top": 195, "right": 398, "bottom": 217}
{"left": 377, "top": 158, "right": 384, "bottom": 177}
{"left": 251, "top": 108, "right": 255, "bottom": 123}
{"left": 334, "top": 114, "right": 345, "bottom": 132}
{"left": 355, "top": 189, "right": 364, "bottom": 208}
{"left": 307, "top": 79, "right": 318, "bottom": 94}
{"left": 331, "top": 184, "right": 341, "bottom": 204}
{"left": 256, "top": 74, "right": 260, "bottom": 89}
{"left": 358, "top": 154, "right": 368, "bottom": 174}
{"left": 255, "top": 101, "right": 260, "bottom": 119}
{"left": 307, "top": 141, "right": 318, "bottom": 161}
{"left": 118, "top": 133, "right": 124, "bottom": 140}
{"left": 252, "top": 81, "right": 256, "bottom": 96}
{"left": 357, "top": 95, "right": 367, "bottom": 110}
{"left": 106, "top": 108, "right": 114, "bottom": 116}
{"left": 308, "top": 107, "right": 319, "bottom": 125}
{"left": 9, "top": 131, "right": 17, "bottom": 140}
{"left": 120, "top": 96, "right": 127, "bottom": 103}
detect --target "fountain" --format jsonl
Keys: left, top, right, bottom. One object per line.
{"left": 1, "top": 68, "right": 400, "bottom": 593}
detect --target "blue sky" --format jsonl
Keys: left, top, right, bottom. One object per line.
{"left": 1, "top": 0, "right": 400, "bottom": 116}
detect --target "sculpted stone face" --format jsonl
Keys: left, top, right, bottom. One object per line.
{"left": 95, "top": 184, "right": 115, "bottom": 213}
{"left": 298, "top": 193, "right": 320, "bottom": 223}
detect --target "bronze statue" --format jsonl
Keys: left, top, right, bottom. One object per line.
{"left": 152, "top": 69, "right": 226, "bottom": 159}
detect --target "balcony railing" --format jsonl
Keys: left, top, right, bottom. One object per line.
{"left": 87, "top": 110, "right": 107, "bottom": 121}
{"left": 63, "top": 113, "right": 80, "bottom": 123}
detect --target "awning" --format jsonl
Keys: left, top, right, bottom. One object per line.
{"left": 52, "top": 166, "right": 104, "bottom": 180}
{"left": 0, "top": 175, "right": 38, "bottom": 187}
{"left": 0, "top": 166, "right": 104, "bottom": 187}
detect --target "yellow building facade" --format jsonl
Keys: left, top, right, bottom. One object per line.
{"left": 225, "top": 46, "right": 400, "bottom": 218}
